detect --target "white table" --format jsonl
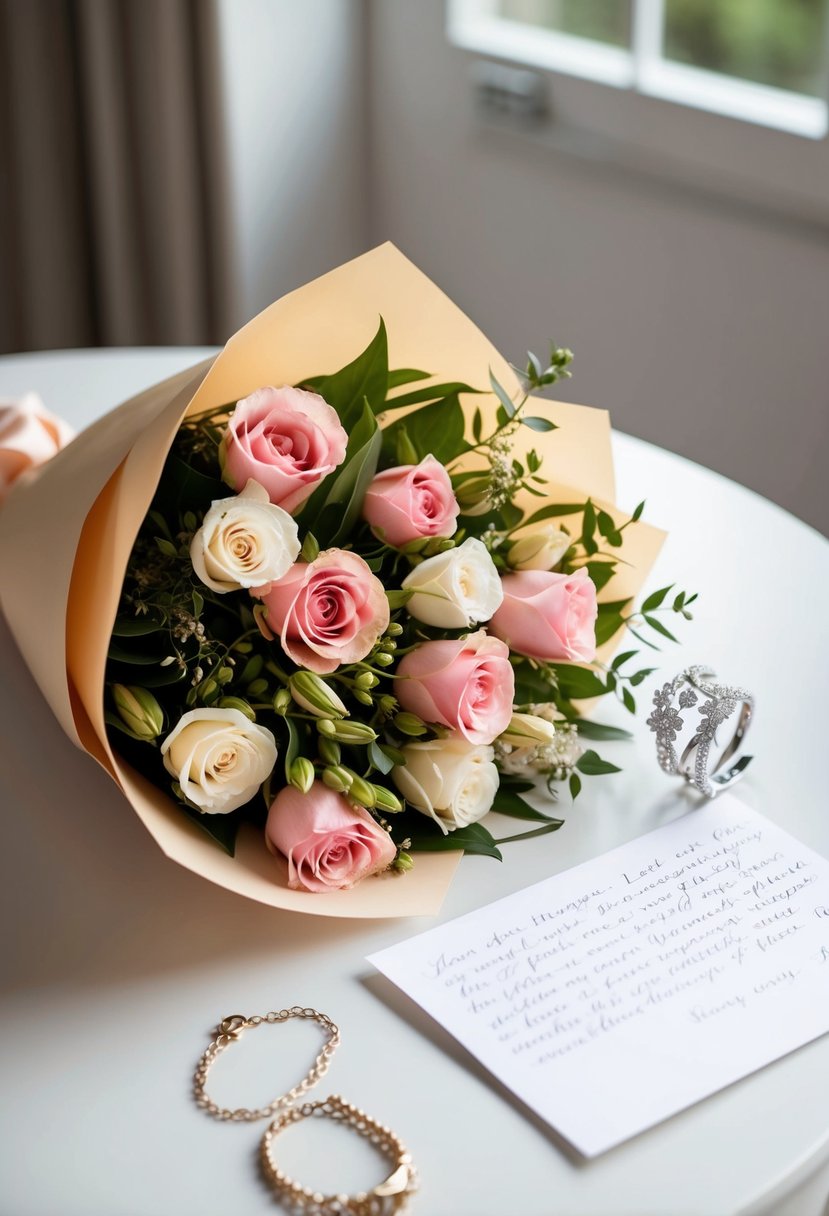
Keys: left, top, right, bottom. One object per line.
{"left": 1, "top": 348, "right": 827, "bottom": 1216}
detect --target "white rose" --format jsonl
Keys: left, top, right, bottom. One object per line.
{"left": 190, "top": 479, "right": 300, "bottom": 593}
{"left": 508, "top": 525, "right": 571, "bottom": 571}
{"left": 161, "top": 708, "right": 277, "bottom": 813}
{"left": 402, "top": 537, "right": 503, "bottom": 628}
{"left": 392, "top": 736, "right": 499, "bottom": 833}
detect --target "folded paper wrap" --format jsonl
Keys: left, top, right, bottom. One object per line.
{"left": 0, "top": 245, "right": 664, "bottom": 918}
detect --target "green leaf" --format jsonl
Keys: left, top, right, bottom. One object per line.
{"left": 153, "top": 453, "right": 224, "bottom": 516}
{"left": 576, "top": 749, "right": 622, "bottom": 776}
{"left": 630, "top": 667, "right": 657, "bottom": 686}
{"left": 553, "top": 665, "right": 607, "bottom": 700}
{"left": 154, "top": 537, "right": 178, "bottom": 559}
{"left": 489, "top": 369, "right": 516, "bottom": 419}
{"left": 395, "top": 425, "right": 418, "bottom": 466}
{"left": 385, "top": 589, "right": 413, "bottom": 609}
{"left": 574, "top": 719, "right": 633, "bottom": 741}
{"left": 512, "top": 662, "right": 557, "bottom": 705}
{"left": 631, "top": 500, "right": 645, "bottom": 522}
{"left": 492, "top": 821, "right": 564, "bottom": 845}
{"left": 111, "top": 615, "right": 164, "bottom": 637}
{"left": 388, "top": 367, "right": 431, "bottom": 390}
{"left": 610, "top": 649, "right": 637, "bottom": 671}
{"left": 521, "top": 416, "right": 557, "bottom": 433}
{"left": 622, "top": 686, "right": 636, "bottom": 713}
{"left": 107, "top": 639, "right": 170, "bottom": 665}
{"left": 409, "top": 820, "right": 502, "bottom": 861}
{"left": 581, "top": 501, "right": 598, "bottom": 556}
{"left": 641, "top": 584, "right": 673, "bottom": 614}
{"left": 304, "top": 318, "right": 389, "bottom": 426}
{"left": 368, "top": 740, "right": 395, "bottom": 775}
{"left": 492, "top": 787, "right": 561, "bottom": 822}
{"left": 595, "top": 610, "right": 626, "bottom": 646}
{"left": 383, "top": 381, "right": 480, "bottom": 411}
{"left": 472, "top": 407, "right": 483, "bottom": 443}
{"left": 382, "top": 393, "right": 468, "bottom": 466}
{"left": 584, "top": 561, "right": 616, "bottom": 593}
{"left": 569, "top": 773, "right": 582, "bottom": 800}
{"left": 520, "top": 502, "right": 584, "bottom": 529}
{"left": 300, "top": 400, "right": 382, "bottom": 546}
{"left": 179, "top": 804, "right": 239, "bottom": 856}
{"left": 283, "top": 717, "right": 300, "bottom": 784}
{"left": 644, "top": 614, "right": 678, "bottom": 642}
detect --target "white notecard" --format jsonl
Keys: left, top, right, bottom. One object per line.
{"left": 369, "top": 795, "right": 829, "bottom": 1156}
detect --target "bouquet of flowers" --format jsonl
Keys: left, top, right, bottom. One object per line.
{"left": 0, "top": 245, "right": 680, "bottom": 916}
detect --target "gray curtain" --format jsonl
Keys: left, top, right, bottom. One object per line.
{"left": 0, "top": 0, "right": 233, "bottom": 353}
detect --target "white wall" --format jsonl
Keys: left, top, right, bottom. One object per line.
{"left": 366, "top": 0, "right": 829, "bottom": 534}
{"left": 215, "top": 0, "right": 369, "bottom": 329}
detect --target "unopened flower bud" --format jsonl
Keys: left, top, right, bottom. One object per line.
{"left": 387, "top": 622, "right": 404, "bottom": 637}
{"left": 319, "top": 719, "right": 378, "bottom": 744}
{"left": 372, "top": 785, "right": 403, "bottom": 814}
{"left": 272, "top": 688, "right": 292, "bottom": 715}
{"left": 246, "top": 677, "right": 268, "bottom": 698}
{"left": 288, "top": 757, "right": 316, "bottom": 794}
{"left": 394, "top": 711, "right": 428, "bottom": 737}
{"left": 217, "top": 666, "right": 234, "bottom": 685}
{"left": 345, "top": 772, "right": 377, "bottom": 808}
{"left": 322, "top": 765, "right": 353, "bottom": 793}
{"left": 374, "top": 652, "right": 394, "bottom": 667}
{"left": 111, "top": 684, "right": 164, "bottom": 741}
{"left": 355, "top": 671, "right": 376, "bottom": 690}
{"left": 289, "top": 671, "right": 348, "bottom": 718}
{"left": 392, "top": 850, "right": 414, "bottom": 873}
{"left": 354, "top": 690, "right": 374, "bottom": 707}
{"left": 508, "top": 526, "right": 571, "bottom": 572}
{"left": 499, "top": 711, "right": 557, "bottom": 749}
{"left": 455, "top": 475, "right": 492, "bottom": 515}
{"left": 318, "top": 738, "right": 341, "bottom": 766}
{"left": 240, "top": 654, "right": 263, "bottom": 684}
{"left": 217, "top": 696, "right": 256, "bottom": 721}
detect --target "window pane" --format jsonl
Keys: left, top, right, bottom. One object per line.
{"left": 664, "top": 0, "right": 829, "bottom": 97}
{"left": 496, "top": 0, "right": 632, "bottom": 48}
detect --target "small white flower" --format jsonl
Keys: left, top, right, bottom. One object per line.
{"left": 190, "top": 479, "right": 300, "bottom": 594}
{"left": 161, "top": 707, "right": 277, "bottom": 814}
{"left": 392, "top": 736, "right": 499, "bottom": 833}
{"left": 402, "top": 537, "right": 503, "bottom": 628}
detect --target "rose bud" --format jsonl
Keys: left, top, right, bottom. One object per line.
{"left": 396, "top": 630, "right": 514, "bottom": 746}
{"left": 161, "top": 708, "right": 277, "bottom": 814}
{"left": 111, "top": 684, "right": 164, "bottom": 741}
{"left": 498, "top": 711, "right": 557, "bottom": 749}
{"left": 362, "top": 454, "right": 459, "bottom": 548}
{"left": 266, "top": 782, "right": 396, "bottom": 892}
{"left": 490, "top": 567, "right": 598, "bottom": 663}
{"left": 220, "top": 385, "right": 348, "bottom": 513}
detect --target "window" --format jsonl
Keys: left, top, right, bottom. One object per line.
{"left": 449, "top": 0, "right": 829, "bottom": 138}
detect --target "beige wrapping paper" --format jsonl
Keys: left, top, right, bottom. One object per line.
{"left": 0, "top": 245, "right": 664, "bottom": 917}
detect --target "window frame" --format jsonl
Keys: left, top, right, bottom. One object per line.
{"left": 447, "top": 0, "right": 829, "bottom": 226}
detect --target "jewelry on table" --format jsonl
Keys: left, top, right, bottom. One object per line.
{"left": 193, "top": 1006, "right": 340, "bottom": 1121}
{"left": 192, "top": 1008, "right": 418, "bottom": 1212}
{"left": 261, "top": 1094, "right": 418, "bottom": 1215}
{"left": 647, "top": 664, "right": 754, "bottom": 798}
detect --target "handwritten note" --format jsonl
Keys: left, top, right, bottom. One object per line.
{"left": 369, "top": 796, "right": 829, "bottom": 1156}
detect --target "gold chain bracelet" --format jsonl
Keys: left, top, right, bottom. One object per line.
{"left": 193, "top": 1007, "right": 340, "bottom": 1122}
{"left": 260, "top": 1094, "right": 418, "bottom": 1215}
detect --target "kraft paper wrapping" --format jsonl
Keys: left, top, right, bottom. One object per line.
{"left": 0, "top": 244, "right": 664, "bottom": 918}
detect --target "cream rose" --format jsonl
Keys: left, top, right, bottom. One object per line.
{"left": 402, "top": 537, "right": 503, "bottom": 628}
{"left": 392, "top": 736, "right": 499, "bottom": 833}
{"left": 161, "top": 707, "right": 277, "bottom": 814}
{"left": 508, "top": 525, "right": 571, "bottom": 571}
{"left": 190, "top": 479, "right": 300, "bottom": 594}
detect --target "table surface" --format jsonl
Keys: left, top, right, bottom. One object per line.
{"left": 1, "top": 348, "right": 827, "bottom": 1216}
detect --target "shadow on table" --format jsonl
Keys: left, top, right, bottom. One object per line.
{"left": 0, "top": 617, "right": 396, "bottom": 995}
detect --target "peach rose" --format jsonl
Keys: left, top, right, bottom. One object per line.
{"left": 259, "top": 549, "right": 389, "bottom": 674}
{"left": 362, "top": 454, "right": 459, "bottom": 547}
{"left": 266, "top": 782, "right": 396, "bottom": 891}
{"left": 0, "top": 392, "right": 74, "bottom": 504}
{"left": 219, "top": 385, "right": 347, "bottom": 513}
{"left": 396, "top": 630, "right": 514, "bottom": 745}
{"left": 490, "top": 567, "right": 598, "bottom": 662}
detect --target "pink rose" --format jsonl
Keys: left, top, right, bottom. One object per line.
{"left": 0, "top": 392, "right": 74, "bottom": 504}
{"left": 266, "top": 782, "right": 396, "bottom": 892}
{"left": 362, "top": 454, "right": 459, "bottom": 547}
{"left": 260, "top": 549, "right": 390, "bottom": 674}
{"left": 220, "top": 385, "right": 348, "bottom": 513}
{"left": 490, "top": 567, "right": 598, "bottom": 662}
{"left": 396, "top": 629, "right": 514, "bottom": 745}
